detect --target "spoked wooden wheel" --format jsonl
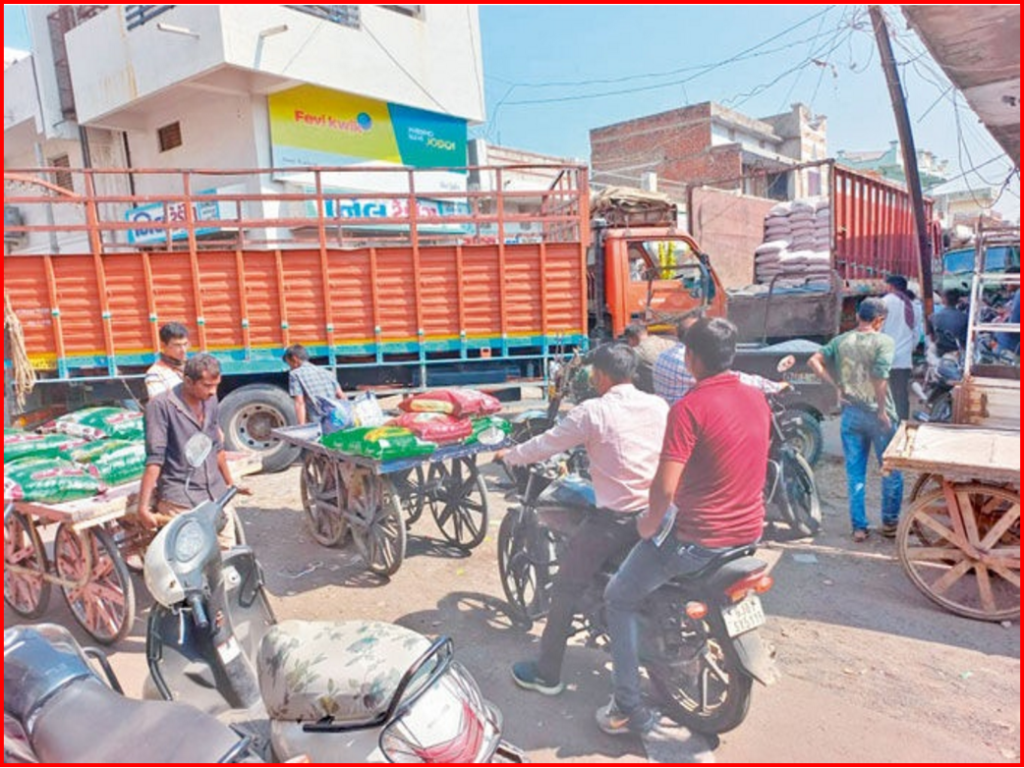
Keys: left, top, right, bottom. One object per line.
{"left": 392, "top": 466, "right": 428, "bottom": 527}
{"left": 300, "top": 453, "right": 348, "bottom": 547}
{"left": 347, "top": 471, "right": 406, "bottom": 577}
{"left": 897, "top": 484, "right": 1020, "bottom": 622}
{"left": 53, "top": 525, "right": 136, "bottom": 644}
{"left": 426, "top": 458, "right": 489, "bottom": 550}
{"left": 4, "top": 511, "right": 51, "bottom": 619}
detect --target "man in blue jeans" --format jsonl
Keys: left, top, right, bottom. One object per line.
{"left": 597, "top": 318, "right": 771, "bottom": 736}
{"left": 809, "top": 297, "right": 904, "bottom": 542}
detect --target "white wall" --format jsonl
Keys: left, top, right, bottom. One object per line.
{"left": 64, "top": 6, "right": 228, "bottom": 128}
{"left": 3, "top": 56, "right": 42, "bottom": 133}
{"left": 64, "top": 5, "right": 484, "bottom": 127}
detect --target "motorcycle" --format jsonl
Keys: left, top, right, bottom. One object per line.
{"left": 4, "top": 623, "right": 265, "bottom": 763}
{"left": 763, "top": 357, "right": 822, "bottom": 538}
{"left": 496, "top": 461, "right": 779, "bottom": 735}
{"left": 912, "top": 346, "right": 962, "bottom": 424}
{"left": 143, "top": 433, "right": 525, "bottom": 764}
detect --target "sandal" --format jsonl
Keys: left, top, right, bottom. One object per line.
{"left": 852, "top": 529, "right": 870, "bottom": 543}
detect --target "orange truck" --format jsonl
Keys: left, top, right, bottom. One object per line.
{"left": 3, "top": 162, "right": 926, "bottom": 469}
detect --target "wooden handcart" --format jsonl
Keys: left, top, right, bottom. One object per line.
{"left": 273, "top": 424, "right": 505, "bottom": 578}
{"left": 4, "top": 452, "right": 262, "bottom": 644}
{"left": 882, "top": 226, "right": 1020, "bottom": 622}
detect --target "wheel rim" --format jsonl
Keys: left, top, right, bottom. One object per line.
{"left": 909, "top": 474, "right": 949, "bottom": 546}
{"left": 650, "top": 628, "right": 751, "bottom": 732}
{"left": 4, "top": 513, "right": 50, "bottom": 618}
{"left": 54, "top": 526, "right": 133, "bottom": 644}
{"left": 229, "top": 403, "right": 286, "bottom": 452}
{"left": 427, "top": 459, "right": 489, "bottom": 549}
{"left": 300, "top": 454, "right": 348, "bottom": 546}
{"left": 497, "top": 511, "right": 553, "bottom": 620}
{"left": 393, "top": 466, "right": 427, "bottom": 525}
{"left": 348, "top": 473, "right": 406, "bottom": 577}
{"left": 898, "top": 485, "right": 1020, "bottom": 621}
{"left": 784, "top": 455, "right": 821, "bottom": 535}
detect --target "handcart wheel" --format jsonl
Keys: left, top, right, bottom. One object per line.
{"left": 53, "top": 524, "right": 136, "bottom": 645}
{"left": 393, "top": 466, "right": 427, "bottom": 526}
{"left": 347, "top": 471, "right": 406, "bottom": 577}
{"left": 427, "top": 457, "right": 489, "bottom": 550}
{"left": 300, "top": 453, "right": 348, "bottom": 547}
{"left": 897, "top": 483, "right": 1020, "bottom": 622}
{"left": 4, "top": 511, "right": 51, "bottom": 619}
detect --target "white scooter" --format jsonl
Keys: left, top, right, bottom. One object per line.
{"left": 143, "top": 434, "right": 525, "bottom": 763}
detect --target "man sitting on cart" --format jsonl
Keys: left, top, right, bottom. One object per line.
{"left": 136, "top": 354, "right": 245, "bottom": 549}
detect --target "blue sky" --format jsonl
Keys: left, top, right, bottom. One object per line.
{"left": 5, "top": 4, "right": 1017, "bottom": 218}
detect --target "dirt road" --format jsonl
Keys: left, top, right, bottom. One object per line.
{"left": 5, "top": 432, "right": 1019, "bottom": 764}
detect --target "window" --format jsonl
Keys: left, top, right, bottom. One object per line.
{"left": 49, "top": 154, "right": 73, "bottom": 192}
{"left": 380, "top": 4, "right": 423, "bottom": 18}
{"left": 158, "top": 121, "right": 183, "bottom": 153}
{"left": 125, "top": 5, "right": 175, "bottom": 31}
{"left": 285, "top": 5, "right": 360, "bottom": 29}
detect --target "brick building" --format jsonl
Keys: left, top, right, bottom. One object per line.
{"left": 590, "top": 102, "right": 827, "bottom": 202}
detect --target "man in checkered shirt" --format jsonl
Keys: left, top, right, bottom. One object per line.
{"left": 653, "top": 314, "right": 788, "bottom": 406}
{"left": 283, "top": 344, "right": 345, "bottom": 424}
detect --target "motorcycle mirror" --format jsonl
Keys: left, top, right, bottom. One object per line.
{"left": 776, "top": 354, "right": 797, "bottom": 373}
{"left": 185, "top": 433, "right": 214, "bottom": 469}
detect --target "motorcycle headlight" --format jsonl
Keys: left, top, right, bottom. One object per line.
{"left": 379, "top": 663, "right": 501, "bottom": 764}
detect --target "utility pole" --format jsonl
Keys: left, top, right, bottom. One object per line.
{"left": 870, "top": 5, "right": 935, "bottom": 317}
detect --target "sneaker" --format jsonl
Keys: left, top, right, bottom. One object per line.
{"left": 880, "top": 521, "right": 899, "bottom": 538}
{"left": 595, "top": 697, "right": 657, "bottom": 736}
{"left": 511, "top": 661, "right": 564, "bottom": 696}
{"left": 852, "top": 528, "right": 870, "bottom": 543}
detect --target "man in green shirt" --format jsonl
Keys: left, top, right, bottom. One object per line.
{"left": 810, "top": 298, "right": 904, "bottom": 542}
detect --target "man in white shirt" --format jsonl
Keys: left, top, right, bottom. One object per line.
{"left": 495, "top": 343, "right": 669, "bottom": 697}
{"left": 145, "top": 322, "right": 189, "bottom": 400}
{"left": 880, "top": 275, "right": 923, "bottom": 421}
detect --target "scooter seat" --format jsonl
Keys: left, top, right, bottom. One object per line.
{"left": 667, "top": 545, "right": 763, "bottom": 588}
{"left": 32, "top": 678, "right": 246, "bottom": 764}
{"left": 258, "top": 620, "right": 431, "bottom": 724}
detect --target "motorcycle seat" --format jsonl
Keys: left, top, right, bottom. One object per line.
{"left": 258, "top": 620, "right": 432, "bottom": 724}
{"left": 667, "top": 544, "right": 763, "bottom": 588}
{"left": 31, "top": 677, "right": 246, "bottom": 764}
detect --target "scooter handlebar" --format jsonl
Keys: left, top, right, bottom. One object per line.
{"left": 217, "top": 486, "right": 239, "bottom": 510}
{"left": 188, "top": 593, "right": 209, "bottom": 629}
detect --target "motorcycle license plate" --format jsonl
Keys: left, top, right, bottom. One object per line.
{"left": 722, "top": 594, "right": 765, "bottom": 638}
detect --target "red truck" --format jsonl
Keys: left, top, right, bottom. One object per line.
{"left": 4, "top": 162, "right": 929, "bottom": 470}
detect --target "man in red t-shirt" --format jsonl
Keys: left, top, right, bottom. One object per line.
{"left": 596, "top": 317, "right": 771, "bottom": 736}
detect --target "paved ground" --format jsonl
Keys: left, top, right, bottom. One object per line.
{"left": 5, "top": 412, "right": 1020, "bottom": 764}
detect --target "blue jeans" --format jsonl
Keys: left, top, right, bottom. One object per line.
{"left": 839, "top": 405, "right": 904, "bottom": 531}
{"left": 604, "top": 538, "right": 726, "bottom": 715}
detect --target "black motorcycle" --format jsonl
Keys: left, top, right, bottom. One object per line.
{"left": 496, "top": 459, "right": 778, "bottom": 735}
{"left": 764, "top": 387, "right": 822, "bottom": 538}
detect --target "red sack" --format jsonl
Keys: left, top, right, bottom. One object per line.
{"left": 399, "top": 388, "right": 502, "bottom": 418}
{"left": 392, "top": 412, "right": 474, "bottom": 444}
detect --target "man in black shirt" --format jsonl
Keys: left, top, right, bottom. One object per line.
{"left": 929, "top": 289, "right": 969, "bottom": 355}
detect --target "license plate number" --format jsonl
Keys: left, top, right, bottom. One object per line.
{"left": 722, "top": 594, "right": 765, "bottom": 638}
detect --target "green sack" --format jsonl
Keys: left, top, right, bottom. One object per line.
{"left": 70, "top": 440, "right": 147, "bottom": 487}
{"left": 49, "top": 407, "right": 145, "bottom": 442}
{"left": 4, "top": 432, "right": 90, "bottom": 464}
{"left": 321, "top": 426, "right": 437, "bottom": 462}
{"left": 4, "top": 456, "right": 104, "bottom": 503}
{"left": 464, "top": 416, "right": 513, "bottom": 446}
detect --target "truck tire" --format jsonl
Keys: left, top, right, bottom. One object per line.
{"left": 780, "top": 409, "right": 823, "bottom": 467}
{"left": 220, "top": 384, "right": 300, "bottom": 473}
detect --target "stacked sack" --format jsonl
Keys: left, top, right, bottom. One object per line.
{"left": 4, "top": 407, "right": 147, "bottom": 504}
{"left": 319, "top": 388, "right": 511, "bottom": 461}
{"left": 755, "top": 198, "right": 833, "bottom": 289}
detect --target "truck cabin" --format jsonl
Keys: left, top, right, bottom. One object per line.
{"left": 590, "top": 227, "right": 726, "bottom": 339}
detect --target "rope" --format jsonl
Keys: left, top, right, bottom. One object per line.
{"left": 4, "top": 292, "right": 36, "bottom": 407}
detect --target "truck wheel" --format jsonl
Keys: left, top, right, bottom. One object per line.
{"left": 780, "top": 410, "right": 823, "bottom": 467}
{"left": 220, "top": 384, "right": 300, "bottom": 473}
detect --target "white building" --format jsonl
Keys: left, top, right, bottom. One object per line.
{"left": 5, "top": 4, "right": 485, "bottom": 254}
